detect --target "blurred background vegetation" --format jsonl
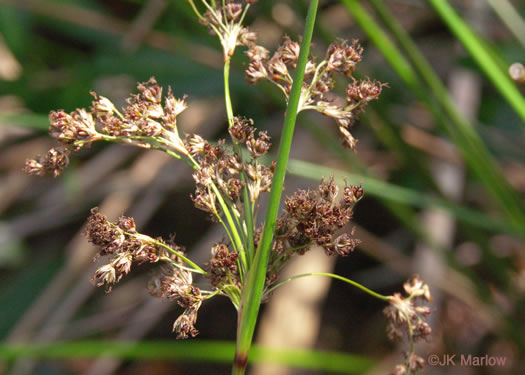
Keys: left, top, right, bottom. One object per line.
{"left": 0, "top": 0, "right": 524, "bottom": 374}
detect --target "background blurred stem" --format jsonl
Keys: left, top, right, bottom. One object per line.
{"left": 342, "top": 0, "right": 525, "bottom": 232}
{"left": 232, "top": 1, "right": 319, "bottom": 374}
{"left": 485, "top": 0, "right": 525, "bottom": 49}
{"left": 427, "top": 0, "right": 525, "bottom": 125}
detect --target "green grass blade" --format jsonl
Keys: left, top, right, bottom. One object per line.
{"left": 0, "top": 112, "right": 49, "bottom": 131}
{"left": 341, "top": 0, "right": 525, "bottom": 232}
{"left": 427, "top": 0, "right": 525, "bottom": 124}
{"left": 234, "top": 1, "right": 319, "bottom": 373}
{"left": 0, "top": 340, "right": 373, "bottom": 374}
{"left": 287, "top": 159, "right": 522, "bottom": 238}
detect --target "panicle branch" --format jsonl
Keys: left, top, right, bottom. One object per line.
{"left": 245, "top": 36, "right": 387, "bottom": 150}
{"left": 24, "top": 78, "right": 190, "bottom": 177}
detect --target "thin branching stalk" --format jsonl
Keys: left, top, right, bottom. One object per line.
{"left": 265, "top": 272, "right": 389, "bottom": 301}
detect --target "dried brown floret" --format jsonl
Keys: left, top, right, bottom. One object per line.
{"left": 384, "top": 275, "right": 433, "bottom": 374}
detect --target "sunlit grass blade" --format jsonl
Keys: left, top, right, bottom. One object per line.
{"left": 341, "top": 0, "right": 525, "bottom": 233}
{"left": 233, "top": 1, "right": 319, "bottom": 374}
{"left": 427, "top": 0, "right": 525, "bottom": 124}
{"left": 0, "top": 340, "right": 373, "bottom": 374}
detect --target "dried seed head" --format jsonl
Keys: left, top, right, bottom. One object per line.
{"left": 112, "top": 252, "right": 133, "bottom": 276}
{"left": 279, "top": 35, "right": 300, "bottom": 67}
{"left": 91, "top": 93, "right": 116, "bottom": 114}
{"left": 208, "top": 243, "right": 240, "bottom": 288}
{"left": 325, "top": 39, "right": 363, "bottom": 75}
{"left": 246, "top": 131, "right": 271, "bottom": 158}
{"left": 343, "top": 183, "right": 364, "bottom": 206}
{"left": 172, "top": 309, "right": 199, "bottom": 339}
{"left": 23, "top": 147, "right": 71, "bottom": 177}
{"left": 92, "top": 264, "right": 117, "bottom": 291}
{"left": 229, "top": 117, "right": 254, "bottom": 144}
{"left": 225, "top": 2, "right": 242, "bottom": 20}
{"left": 329, "top": 233, "right": 360, "bottom": 256}
{"left": 338, "top": 126, "right": 358, "bottom": 150}
{"left": 246, "top": 45, "right": 270, "bottom": 61}
{"left": 346, "top": 79, "right": 385, "bottom": 105}
{"left": 186, "top": 134, "right": 207, "bottom": 156}
{"left": 239, "top": 28, "right": 257, "bottom": 48}
{"left": 245, "top": 59, "right": 268, "bottom": 84}
{"left": 138, "top": 77, "right": 162, "bottom": 104}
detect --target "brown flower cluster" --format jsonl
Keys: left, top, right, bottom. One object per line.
{"left": 149, "top": 266, "right": 203, "bottom": 339}
{"left": 85, "top": 208, "right": 184, "bottom": 289}
{"left": 384, "top": 276, "right": 433, "bottom": 375}
{"left": 189, "top": 0, "right": 258, "bottom": 59}
{"left": 86, "top": 207, "right": 205, "bottom": 338}
{"left": 190, "top": 116, "right": 273, "bottom": 220}
{"left": 207, "top": 242, "right": 240, "bottom": 289}
{"left": 24, "top": 78, "right": 189, "bottom": 177}
{"left": 245, "top": 37, "right": 386, "bottom": 150}
{"left": 264, "top": 177, "right": 364, "bottom": 282}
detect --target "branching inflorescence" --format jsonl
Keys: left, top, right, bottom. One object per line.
{"left": 24, "top": 1, "right": 431, "bottom": 374}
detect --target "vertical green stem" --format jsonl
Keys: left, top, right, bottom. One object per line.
{"left": 232, "top": 1, "right": 319, "bottom": 374}
{"left": 224, "top": 59, "right": 235, "bottom": 128}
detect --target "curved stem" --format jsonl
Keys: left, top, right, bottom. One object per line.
{"left": 187, "top": 0, "right": 206, "bottom": 22}
{"left": 160, "top": 256, "right": 207, "bottom": 275}
{"left": 265, "top": 272, "right": 389, "bottom": 301}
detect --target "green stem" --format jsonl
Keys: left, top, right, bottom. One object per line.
{"left": 224, "top": 59, "right": 235, "bottom": 128}
{"left": 223, "top": 56, "right": 255, "bottom": 267}
{"left": 265, "top": 272, "right": 389, "bottom": 301}
{"left": 232, "top": 1, "right": 319, "bottom": 374}
{"left": 210, "top": 183, "right": 247, "bottom": 271}
{"left": 117, "top": 227, "right": 206, "bottom": 274}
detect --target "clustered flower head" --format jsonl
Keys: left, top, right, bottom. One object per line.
{"left": 149, "top": 266, "right": 203, "bottom": 338}
{"left": 24, "top": 77, "right": 189, "bottom": 177}
{"left": 85, "top": 207, "right": 205, "bottom": 338}
{"left": 187, "top": 0, "right": 258, "bottom": 59}
{"left": 383, "top": 275, "right": 433, "bottom": 375}
{"left": 264, "top": 177, "right": 364, "bottom": 283}
{"left": 245, "top": 37, "right": 386, "bottom": 150}
{"left": 190, "top": 116, "right": 274, "bottom": 222}
{"left": 86, "top": 208, "right": 183, "bottom": 288}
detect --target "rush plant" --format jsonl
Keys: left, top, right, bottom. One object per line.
{"left": 24, "top": 1, "right": 432, "bottom": 374}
